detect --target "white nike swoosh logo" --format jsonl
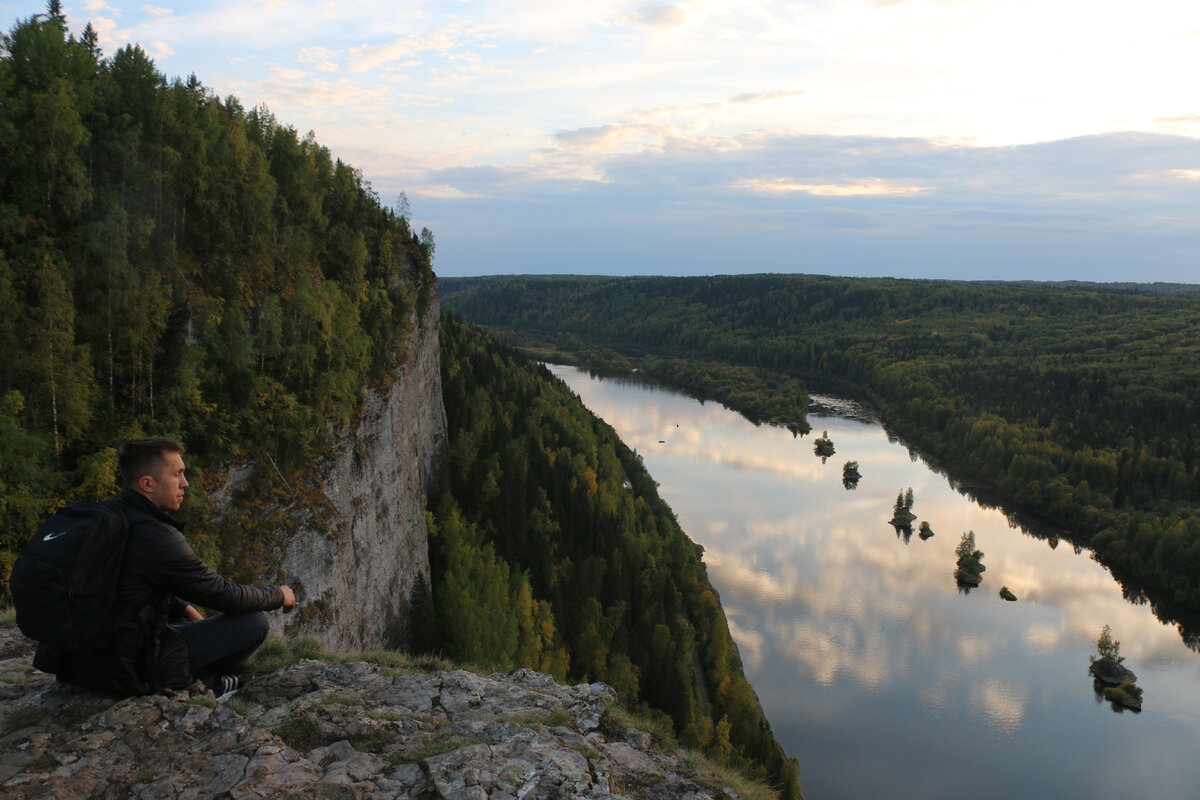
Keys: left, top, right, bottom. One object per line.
{"left": 43, "top": 531, "right": 69, "bottom": 541}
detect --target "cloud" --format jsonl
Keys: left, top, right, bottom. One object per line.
{"left": 554, "top": 123, "right": 660, "bottom": 153}
{"left": 732, "top": 176, "right": 933, "bottom": 197}
{"left": 268, "top": 66, "right": 309, "bottom": 81}
{"left": 428, "top": 61, "right": 514, "bottom": 89}
{"left": 297, "top": 46, "right": 338, "bottom": 64}
{"left": 1157, "top": 114, "right": 1200, "bottom": 125}
{"left": 421, "top": 164, "right": 546, "bottom": 198}
{"left": 621, "top": 1, "right": 694, "bottom": 30}
{"left": 235, "top": 75, "right": 410, "bottom": 118}
{"left": 83, "top": 0, "right": 122, "bottom": 13}
{"left": 145, "top": 39, "right": 174, "bottom": 58}
{"left": 348, "top": 39, "right": 423, "bottom": 72}
{"left": 729, "top": 91, "right": 804, "bottom": 105}
{"left": 346, "top": 24, "right": 498, "bottom": 73}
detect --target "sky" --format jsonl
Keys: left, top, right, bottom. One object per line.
{"left": 6, "top": 0, "right": 1200, "bottom": 283}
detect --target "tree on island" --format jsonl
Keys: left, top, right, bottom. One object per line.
{"left": 890, "top": 487, "right": 917, "bottom": 530}
{"left": 918, "top": 520, "right": 934, "bottom": 540}
{"left": 1089, "top": 625, "right": 1142, "bottom": 710}
{"left": 1096, "top": 625, "right": 1120, "bottom": 662}
{"left": 954, "top": 530, "right": 985, "bottom": 588}
{"left": 842, "top": 460, "right": 860, "bottom": 489}
{"left": 813, "top": 431, "right": 835, "bottom": 463}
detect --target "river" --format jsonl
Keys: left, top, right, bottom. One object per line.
{"left": 546, "top": 364, "right": 1200, "bottom": 800}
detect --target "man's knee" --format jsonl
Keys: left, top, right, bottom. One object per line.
{"left": 244, "top": 610, "right": 269, "bottom": 647}
{"left": 210, "top": 610, "right": 269, "bottom": 654}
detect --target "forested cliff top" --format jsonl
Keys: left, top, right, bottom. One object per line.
{"left": 0, "top": 9, "right": 435, "bottom": 580}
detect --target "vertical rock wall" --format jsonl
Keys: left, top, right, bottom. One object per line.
{"left": 270, "top": 289, "right": 446, "bottom": 651}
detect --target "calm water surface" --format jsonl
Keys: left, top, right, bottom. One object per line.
{"left": 547, "top": 364, "right": 1200, "bottom": 800}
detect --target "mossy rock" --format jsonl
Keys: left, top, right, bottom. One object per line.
{"left": 954, "top": 567, "right": 983, "bottom": 587}
{"left": 1103, "top": 681, "right": 1143, "bottom": 711}
{"left": 1090, "top": 656, "right": 1137, "bottom": 686}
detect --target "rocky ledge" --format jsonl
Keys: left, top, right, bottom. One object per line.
{"left": 0, "top": 629, "right": 746, "bottom": 800}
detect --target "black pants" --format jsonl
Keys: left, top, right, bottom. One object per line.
{"left": 169, "top": 611, "right": 269, "bottom": 688}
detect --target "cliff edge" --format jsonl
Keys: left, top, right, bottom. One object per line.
{"left": 0, "top": 628, "right": 751, "bottom": 800}
{"left": 215, "top": 285, "right": 447, "bottom": 653}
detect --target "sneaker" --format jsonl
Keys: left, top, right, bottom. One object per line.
{"left": 215, "top": 674, "right": 240, "bottom": 700}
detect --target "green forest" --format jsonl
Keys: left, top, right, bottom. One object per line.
{"left": 442, "top": 274, "right": 1200, "bottom": 638}
{"left": 0, "top": 10, "right": 434, "bottom": 578}
{"left": 417, "top": 316, "right": 799, "bottom": 796}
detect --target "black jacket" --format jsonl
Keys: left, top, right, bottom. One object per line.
{"left": 33, "top": 489, "right": 285, "bottom": 696}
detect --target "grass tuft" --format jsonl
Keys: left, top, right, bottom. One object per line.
{"left": 604, "top": 701, "right": 784, "bottom": 800}
{"left": 681, "top": 748, "right": 781, "bottom": 800}
{"left": 4, "top": 706, "right": 46, "bottom": 733}
{"left": 398, "top": 728, "right": 491, "bottom": 763}
{"left": 366, "top": 709, "right": 400, "bottom": 721}
{"left": 22, "top": 753, "right": 57, "bottom": 772}
{"left": 352, "top": 728, "right": 397, "bottom": 753}
{"left": 271, "top": 714, "right": 325, "bottom": 751}
{"left": 248, "top": 636, "right": 458, "bottom": 678}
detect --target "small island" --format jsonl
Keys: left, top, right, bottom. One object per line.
{"left": 954, "top": 530, "right": 985, "bottom": 587}
{"left": 814, "top": 431, "right": 836, "bottom": 463}
{"left": 999, "top": 585, "right": 1017, "bottom": 601}
{"left": 890, "top": 487, "right": 917, "bottom": 531}
{"left": 1089, "top": 625, "right": 1142, "bottom": 711}
{"left": 918, "top": 520, "right": 934, "bottom": 540}
{"left": 842, "top": 460, "right": 861, "bottom": 488}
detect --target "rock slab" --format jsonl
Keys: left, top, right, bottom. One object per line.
{"left": 0, "top": 630, "right": 743, "bottom": 800}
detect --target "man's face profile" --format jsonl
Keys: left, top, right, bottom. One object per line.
{"left": 143, "top": 450, "right": 189, "bottom": 511}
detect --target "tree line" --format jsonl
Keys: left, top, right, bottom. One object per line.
{"left": 0, "top": 8, "right": 434, "bottom": 586}
{"left": 416, "top": 315, "right": 800, "bottom": 798}
{"left": 442, "top": 274, "right": 1200, "bottom": 638}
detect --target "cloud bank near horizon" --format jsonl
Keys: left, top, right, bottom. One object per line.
{"left": 418, "top": 130, "right": 1200, "bottom": 281}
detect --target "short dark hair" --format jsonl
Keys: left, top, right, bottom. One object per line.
{"left": 118, "top": 437, "right": 184, "bottom": 487}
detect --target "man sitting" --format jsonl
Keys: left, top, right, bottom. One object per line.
{"left": 33, "top": 437, "right": 296, "bottom": 696}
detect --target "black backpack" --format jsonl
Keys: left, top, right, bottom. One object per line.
{"left": 10, "top": 500, "right": 129, "bottom": 652}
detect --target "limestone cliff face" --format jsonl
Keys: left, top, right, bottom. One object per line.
{"left": 220, "top": 286, "right": 447, "bottom": 653}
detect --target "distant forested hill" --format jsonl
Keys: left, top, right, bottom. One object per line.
{"left": 443, "top": 274, "right": 1200, "bottom": 634}
{"left": 0, "top": 11, "right": 433, "bottom": 579}
{"left": 418, "top": 315, "right": 800, "bottom": 798}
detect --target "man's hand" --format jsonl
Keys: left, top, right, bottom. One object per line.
{"left": 280, "top": 585, "right": 296, "bottom": 613}
{"left": 183, "top": 604, "right": 204, "bottom": 622}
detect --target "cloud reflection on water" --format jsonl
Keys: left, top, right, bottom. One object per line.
{"left": 551, "top": 363, "right": 1200, "bottom": 795}
{"left": 970, "top": 677, "right": 1029, "bottom": 734}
